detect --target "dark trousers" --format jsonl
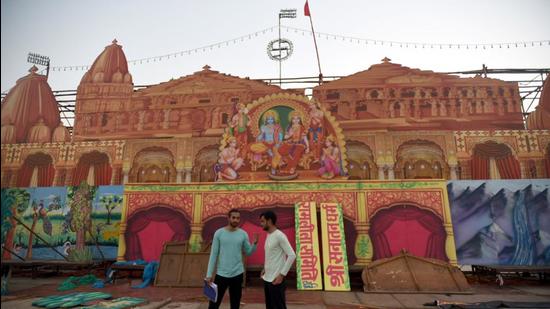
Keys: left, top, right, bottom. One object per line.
{"left": 263, "top": 279, "right": 287, "bottom": 309}
{"left": 208, "top": 273, "right": 243, "bottom": 309}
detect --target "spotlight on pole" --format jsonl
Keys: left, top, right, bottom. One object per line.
{"left": 27, "top": 52, "right": 51, "bottom": 79}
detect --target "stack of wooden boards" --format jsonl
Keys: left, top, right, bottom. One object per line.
{"left": 154, "top": 241, "right": 210, "bottom": 287}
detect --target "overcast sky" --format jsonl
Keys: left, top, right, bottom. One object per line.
{"left": 2, "top": 0, "right": 549, "bottom": 94}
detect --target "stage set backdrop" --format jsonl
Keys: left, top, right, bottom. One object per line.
{"left": 1, "top": 184, "right": 123, "bottom": 261}
{"left": 117, "top": 180, "right": 457, "bottom": 267}
{"left": 448, "top": 179, "right": 550, "bottom": 266}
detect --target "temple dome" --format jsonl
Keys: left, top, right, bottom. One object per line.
{"left": 80, "top": 39, "right": 132, "bottom": 84}
{"left": 0, "top": 66, "right": 61, "bottom": 143}
{"left": 52, "top": 122, "right": 71, "bottom": 142}
{"left": 527, "top": 76, "right": 550, "bottom": 129}
{"left": 27, "top": 118, "right": 52, "bottom": 143}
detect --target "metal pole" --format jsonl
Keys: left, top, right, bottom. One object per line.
{"left": 13, "top": 216, "right": 69, "bottom": 261}
{"left": 279, "top": 14, "right": 282, "bottom": 87}
{"left": 2, "top": 245, "right": 26, "bottom": 261}
{"left": 46, "top": 59, "right": 50, "bottom": 80}
{"left": 308, "top": 14, "right": 323, "bottom": 84}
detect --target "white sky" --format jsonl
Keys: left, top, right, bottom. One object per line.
{"left": 2, "top": 0, "right": 549, "bottom": 93}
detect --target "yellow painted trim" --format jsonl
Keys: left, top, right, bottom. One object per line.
{"left": 116, "top": 192, "right": 129, "bottom": 261}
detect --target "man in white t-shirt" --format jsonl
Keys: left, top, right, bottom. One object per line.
{"left": 259, "top": 210, "right": 296, "bottom": 309}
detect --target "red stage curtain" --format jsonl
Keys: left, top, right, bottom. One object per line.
{"left": 72, "top": 161, "right": 90, "bottom": 186}
{"left": 496, "top": 154, "right": 521, "bottom": 179}
{"left": 369, "top": 205, "right": 447, "bottom": 261}
{"left": 37, "top": 164, "right": 55, "bottom": 187}
{"left": 16, "top": 164, "right": 34, "bottom": 187}
{"left": 125, "top": 206, "right": 190, "bottom": 261}
{"left": 471, "top": 154, "right": 489, "bottom": 180}
{"left": 94, "top": 161, "right": 113, "bottom": 185}
{"left": 201, "top": 207, "right": 358, "bottom": 266}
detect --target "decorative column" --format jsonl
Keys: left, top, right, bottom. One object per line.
{"left": 3, "top": 169, "right": 14, "bottom": 188}
{"left": 535, "top": 159, "right": 546, "bottom": 178}
{"left": 385, "top": 151, "right": 395, "bottom": 180}
{"left": 64, "top": 167, "right": 74, "bottom": 186}
{"left": 387, "top": 165, "right": 395, "bottom": 180}
{"left": 448, "top": 152, "right": 458, "bottom": 180}
{"left": 519, "top": 160, "right": 528, "bottom": 179}
{"left": 458, "top": 159, "right": 471, "bottom": 179}
{"left": 176, "top": 169, "right": 184, "bottom": 183}
{"left": 110, "top": 166, "right": 120, "bottom": 185}
{"left": 449, "top": 165, "right": 458, "bottom": 180}
{"left": 122, "top": 162, "right": 131, "bottom": 184}
{"left": 53, "top": 167, "right": 63, "bottom": 186}
{"left": 377, "top": 167, "right": 385, "bottom": 180}
{"left": 184, "top": 155, "right": 193, "bottom": 183}
{"left": 354, "top": 192, "right": 373, "bottom": 265}
{"left": 184, "top": 168, "right": 192, "bottom": 183}
{"left": 116, "top": 192, "right": 129, "bottom": 261}
{"left": 188, "top": 193, "right": 204, "bottom": 252}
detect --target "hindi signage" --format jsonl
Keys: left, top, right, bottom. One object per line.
{"left": 320, "top": 203, "right": 350, "bottom": 291}
{"left": 294, "top": 202, "right": 323, "bottom": 290}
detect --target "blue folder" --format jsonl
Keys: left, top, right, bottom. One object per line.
{"left": 203, "top": 280, "right": 218, "bottom": 303}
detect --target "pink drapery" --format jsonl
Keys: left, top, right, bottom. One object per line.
{"left": 496, "top": 154, "right": 521, "bottom": 179}
{"left": 125, "top": 206, "right": 190, "bottom": 261}
{"left": 369, "top": 205, "right": 447, "bottom": 261}
{"left": 37, "top": 164, "right": 55, "bottom": 187}
{"left": 72, "top": 161, "right": 112, "bottom": 186}
{"left": 72, "top": 161, "right": 91, "bottom": 186}
{"left": 471, "top": 154, "right": 489, "bottom": 180}
{"left": 16, "top": 164, "right": 34, "bottom": 187}
{"left": 94, "top": 161, "right": 112, "bottom": 185}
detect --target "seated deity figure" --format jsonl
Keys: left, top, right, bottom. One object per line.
{"left": 249, "top": 110, "right": 283, "bottom": 172}
{"left": 307, "top": 101, "right": 324, "bottom": 163}
{"left": 277, "top": 111, "right": 310, "bottom": 175}
{"left": 215, "top": 136, "right": 244, "bottom": 181}
{"left": 318, "top": 135, "right": 341, "bottom": 179}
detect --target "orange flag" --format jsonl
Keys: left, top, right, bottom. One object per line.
{"left": 304, "top": 0, "right": 311, "bottom": 16}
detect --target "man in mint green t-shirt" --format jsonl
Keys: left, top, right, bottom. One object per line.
{"left": 205, "top": 209, "right": 258, "bottom": 309}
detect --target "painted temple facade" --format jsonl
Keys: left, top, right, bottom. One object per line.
{"left": 2, "top": 40, "right": 549, "bottom": 266}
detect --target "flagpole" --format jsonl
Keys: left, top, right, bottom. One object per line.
{"left": 278, "top": 13, "right": 282, "bottom": 86}
{"left": 306, "top": 2, "right": 323, "bottom": 84}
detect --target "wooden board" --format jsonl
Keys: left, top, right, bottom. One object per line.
{"left": 154, "top": 252, "right": 210, "bottom": 287}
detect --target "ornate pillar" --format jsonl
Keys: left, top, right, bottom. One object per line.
{"left": 448, "top": 153, "right": 458, "bottom": 180}
{"left": 116, "top": 192, "right": 129, "bottom": 261}
{"left": 53, "top": 167, "right": 63, "bottom": 186}
{"left": 458, "top": 159, "right": 471, "bottom": 180}
{"left": 354, "top": 192, "right": 373, "bottom": 265}
{"left": 111, "top": 166, "right": 121, "bottom": 185}
{"left": 184, "top": 168, "right": 192, "bottom": 183}
{"left": 176, "top": 169, "right": 184, "bottom": 183}
{"left": 122, "top": 162, "right": 131, "bottom": 184}
{"left": 184, "top": 155, "right": 193, "bottom": 183}
{"left": 64, "top": 168, "right": 74, "bottom": 186}
{"left": 449, "top": 165, "right": 458, "bottom": 180}
{"left": 387, "top": 165, "right": 395, "bottom": 180}
{"left": 519, "top": 160, "right": 528, "bottom": 179}
{"left": 188, "top": 193, "right": 204, "bottom": 252}
{"left": 377, "top": 167, "right": 385, "bottom": 180}
{"left": 535, "top": 159, "right": 546, "bottom": 178}
{"left": 2, "top": 169, "right": 14, "bottom": 188}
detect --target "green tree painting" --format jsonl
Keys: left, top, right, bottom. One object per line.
{"left": 99, "top": 195, "right": 122, "bottom": 225}
{"left": 66, "top": 182, "right": 97, "bottom": 261}
{"left": 1, "top": 188, "right": 31, "bottom": 259}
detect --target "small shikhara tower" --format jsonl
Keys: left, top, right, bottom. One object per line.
{"left": 1, "top": 65, "right": 67, "bottom": 144}
{"left": 73, "top": 39, "right": 133, "bottom": 140}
